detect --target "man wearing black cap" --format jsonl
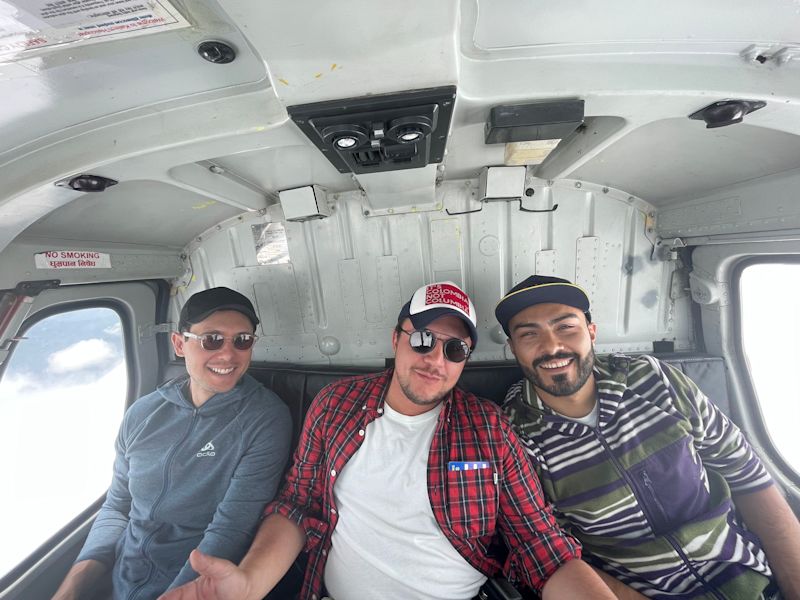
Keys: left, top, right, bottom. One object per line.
{"left": 495, "top": 275, "right": 800, "bottom": 599}
{"left": 161, "top": 281, "right": 615, "bottom": 600}
{"left": 54, "top": 287, "right": 291, "bottom": 600}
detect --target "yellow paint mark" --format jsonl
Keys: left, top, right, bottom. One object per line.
{"left": 314, "top": 72, "right": 323, "bottom": 79}
{"left": 254, "top": 126, "right": 266, "bottom": 132}
{"left": 192, "top": 200, "right": 217, "bottom": 210}
{"left": 278, "top": 78, "right": 289, "bottom": 86}
{"left": 330, "top": 63, "right": 338, "bottom": 71}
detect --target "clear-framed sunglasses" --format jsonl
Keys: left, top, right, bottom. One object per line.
{"left": 399, "top": 328, "right": 472, "bottom": 363}
{"left": 182, "top": 331, "right": 257, "bottom": 351}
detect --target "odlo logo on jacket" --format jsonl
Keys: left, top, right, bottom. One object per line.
{"left": 197, "top": 441, "right": 216, "bottom": 458}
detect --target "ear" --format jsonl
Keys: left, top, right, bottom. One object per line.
{"left": 171, "top": 332, "right": 186, "bottom": 357}
{"left": 587, "top": 322, "right": 597, "bottom": 343}
{"left": 391, "top": 328, "right": 400, "bottom": 354}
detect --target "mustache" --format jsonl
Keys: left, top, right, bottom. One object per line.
{"left": 533, "top": 351, "right": 578, "bottom": 368}
{"left": 414, "top": 367, "right": 445, "bottom": 379}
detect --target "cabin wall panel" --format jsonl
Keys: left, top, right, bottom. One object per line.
{"left": 176, "top": 182, "right": 693, "bottom": 365}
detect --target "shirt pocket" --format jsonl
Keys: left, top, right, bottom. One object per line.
{"left": 445, "top": 467, "right": 498, "bottom": 539}
{"left": 628, "top": 435, "right": 710, "bottom": 536}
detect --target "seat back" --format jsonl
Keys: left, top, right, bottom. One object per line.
{"left": 160, "top": 353, "right": 731, "bottom": 451}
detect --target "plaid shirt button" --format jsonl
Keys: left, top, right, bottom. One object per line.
{"left": 331, "top": 469, "right": 336, "bottom": 477}
{"left": 358, "top": 429, "right": 365, "bottom": 436}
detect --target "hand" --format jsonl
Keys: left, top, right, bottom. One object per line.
{"left": 158, "top": 550, "right": 253, "bottom": 600}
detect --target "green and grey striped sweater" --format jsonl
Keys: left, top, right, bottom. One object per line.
{"left": 503, "top": 354, "right": 773, "bottom": 599}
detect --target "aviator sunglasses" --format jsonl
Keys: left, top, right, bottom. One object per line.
{"left": 399, "top": 328, "right": 472, "bottom": 363}
{"left": 182, "top": 331, "right": 258, "bottom": 351}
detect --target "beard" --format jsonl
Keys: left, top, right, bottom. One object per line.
{"left": 521, "top": 347, "right": 596, "bottom": 397}
{"left": 396, "top": 371, "right": 450, "bottom": 408}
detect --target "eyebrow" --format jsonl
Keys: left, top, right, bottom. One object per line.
{"left": 511, "top": 312, "right": 582, "bottom": 332}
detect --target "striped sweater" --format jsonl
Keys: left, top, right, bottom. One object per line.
{"left": 503, "top": 354, "right": 773, "bottom": 600}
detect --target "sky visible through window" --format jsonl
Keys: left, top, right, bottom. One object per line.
{"left": 0, "top": 307, "right": 127, "bottom": 577}
{"left": 740, "top": 263, "right": 800, "bottom": 473}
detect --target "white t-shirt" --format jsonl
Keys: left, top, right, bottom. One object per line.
{"left": 554, "top": 398, "right": 599, "bottom": 427}
{"left": 323, "top": 402, "right": 486, "bottom": 600}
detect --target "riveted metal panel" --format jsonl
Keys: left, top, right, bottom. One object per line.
{"left": 250, "top": 267, "right": 304, "bottom": 335}
{"left": 176, "top": 178, "right": 690, "bottom": 364}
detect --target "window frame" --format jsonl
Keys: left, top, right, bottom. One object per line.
{"left": 732, "top": 255, "right": 800, "bottom": 485}
{"left": 0, "top": 298, "right": 136, "bottom": 591}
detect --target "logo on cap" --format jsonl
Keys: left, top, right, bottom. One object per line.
{"left": 424, "top": 283, "right": 471, "bottom": 316}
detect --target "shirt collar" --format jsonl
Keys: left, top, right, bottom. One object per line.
{"left": 518, "top": 354, "right": 631, "bottom": 434}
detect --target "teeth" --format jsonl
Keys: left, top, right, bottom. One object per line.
{"left": 209, "top": 367, "right": 235, "bottom": 375}
{"left": 541, "top": 359, "right": 572, "bottom": 369}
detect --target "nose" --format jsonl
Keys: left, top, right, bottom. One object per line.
{"left": 421, "top": 341, "right": 448, "bottom": 366}
{"left": 538, "top": 329, "right": 564, "bottom": 356}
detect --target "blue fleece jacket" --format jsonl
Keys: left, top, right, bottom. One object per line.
{"left": 76, "top": 374, "right": 291, "bottom": 600}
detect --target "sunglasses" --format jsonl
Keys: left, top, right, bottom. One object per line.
{"left": 399, "top": 328, "right": 472, "bottom": 363}
{"left": 182, "top": 331, "right": 257, "bottom": 351}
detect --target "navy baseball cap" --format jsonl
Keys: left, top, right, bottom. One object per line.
{"left": 495, "top": 275, "right": 591, "bottom": 336}
{"left": 397, "top": 281, "right": 478, "bottom": 347}
{"left": 179, "top": 287, "right": 259, "bottom": 330}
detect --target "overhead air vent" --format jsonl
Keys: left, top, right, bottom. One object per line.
{"left": 55, "top": 174, "right": 118, "bottom": 192}
{"left": 688, "top": 99, "right": 766, "bottom": 129}
{"left": 288, "top": 86, "right": 456, "bottom": 175}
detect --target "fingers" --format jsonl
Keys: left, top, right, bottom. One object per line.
{"left": 189, "top": 549, "right": 236, "bottom": 580}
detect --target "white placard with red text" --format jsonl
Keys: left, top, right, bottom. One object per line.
{"left": 0, "top": 0, "right": 189, "bottom": 59}
{"left": 35, "top": 250, "right": 112, "bottom": 269}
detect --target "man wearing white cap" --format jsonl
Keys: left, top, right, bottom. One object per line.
{"left": 161, "top": 282, "right": 615, "bottom": 600}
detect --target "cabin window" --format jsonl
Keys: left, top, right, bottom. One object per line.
{"left": 739, "top": 263, "right": 800, "bottom": 473}
{"left": 0, "top": 306, "right": 128, "bottom": 577}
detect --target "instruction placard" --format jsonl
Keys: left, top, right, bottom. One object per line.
{"left": 0, "top": 0, "right": 190, "bottom": 59}
{"left": 35, "top": 250, "right": 112, "bottom": 269}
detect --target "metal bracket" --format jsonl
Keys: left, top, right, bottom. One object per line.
{"left": 138, "top": 322, "right": 174, "bottom": 340}
{"left": 653, "top": 237, "right": 686, "bottom": 261}
{"left": 446, "top": 198, "right": 558, "bottom": 216}
{"left": 12, "top": 279, "right": 61, "bottom": 297}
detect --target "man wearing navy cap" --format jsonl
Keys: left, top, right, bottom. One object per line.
{"left": 161, "top": 281, "right": 616, "bottom": 600}
{"left": 54, "top": 287, "right": 291, "bottom": 600}
{"left": 496, "top": 275, "right": 800, "bottom": 599}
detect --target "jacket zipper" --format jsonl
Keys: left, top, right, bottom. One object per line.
{"left": 593, "top": 430, "right": 725, "bottom": 600}
{"left": 128, "top": 407, "right": 199, "bottom": 600}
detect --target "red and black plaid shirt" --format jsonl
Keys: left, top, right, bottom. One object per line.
{"left": 267, "top": 370, "right": 581, "bottom": 599}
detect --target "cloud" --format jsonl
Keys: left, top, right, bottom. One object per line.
{"left": 47, "top": 339, "right": 117, "bottom": 374}
{"left": 0, "top": 360, "right": 126, "bottom": 574}
{"left": 104, "top": 322, "right": 122, "bottom": 335}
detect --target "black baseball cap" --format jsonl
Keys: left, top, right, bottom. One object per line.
{"left": 179, "top": 287, "right": 259, "bottom": 330}
{"left": 495, "top": 275, "right": 591, "bottom": 336}
{"left": 397, "top": 281, "right": 478, "bottom": 346}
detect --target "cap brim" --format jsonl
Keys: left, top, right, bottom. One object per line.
{"left": 496, "top": 283, "right": 589, "bottom": 335}
{"left": 189, "top": 304, "right": 260, "bottom": 328}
